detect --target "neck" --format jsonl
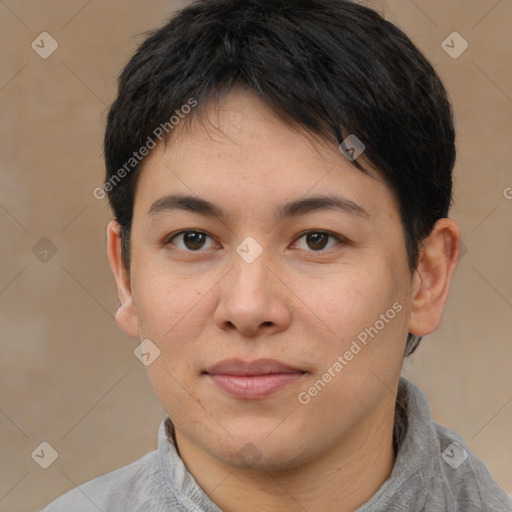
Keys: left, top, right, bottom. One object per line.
{"left": 173, "top": 394, "right": 398, "bottom": 512}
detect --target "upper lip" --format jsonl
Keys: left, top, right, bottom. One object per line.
{"left": 204, "top": 358, "right": 305, "bottom": 376}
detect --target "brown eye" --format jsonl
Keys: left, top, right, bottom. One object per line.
{"left": 295, "top": 231, "right": 342, "bottom": 252}
{"left": 168, "top": 231, "right": 215, "bottom": 251}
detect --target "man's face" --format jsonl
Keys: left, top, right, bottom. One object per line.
{"left": 120, "top": 90, "right": 414, "bottom": 470}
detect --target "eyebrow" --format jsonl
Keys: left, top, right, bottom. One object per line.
{"left": 148, "top": 193, "right": 369, "bottom": 220}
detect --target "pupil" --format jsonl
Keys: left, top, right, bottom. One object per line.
{"left": 307, "top": 232, "right": 328, "bottom": 250}
{"left": 185, "top": 232, "right": 205, "bottom": 250}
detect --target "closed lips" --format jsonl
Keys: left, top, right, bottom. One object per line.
{"left": 203, "top": 358, "right": 306, "bottom": 376}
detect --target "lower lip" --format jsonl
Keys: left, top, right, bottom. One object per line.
{"left": 206, "top": 373, "right": 305, "bottom": 399}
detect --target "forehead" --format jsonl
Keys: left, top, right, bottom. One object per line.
{"left": 133, "top": 89, "right": 397, "bottom": 222}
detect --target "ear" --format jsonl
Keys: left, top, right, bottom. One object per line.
{"left": 408, "top": 218, "right": 460, "bottom": 336}
{"left": 107, "top": 220, "right": 140, "bottom": 338}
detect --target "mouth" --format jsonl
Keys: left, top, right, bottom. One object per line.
{"left": 203, "top": 358, "right": 307, "bottom": 399}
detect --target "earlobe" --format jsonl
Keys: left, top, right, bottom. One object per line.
{"left": 408, "top": 218, "right": 460, "bottom": 336}
{"left": 106, "top": 220, "right": 140, "bottom": 338}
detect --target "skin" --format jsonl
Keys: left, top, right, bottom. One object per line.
{"left": 107, "top": 89, "right": 460, "bottom": 512}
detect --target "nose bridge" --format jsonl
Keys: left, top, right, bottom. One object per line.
{"left": 214, "top": 239, "right": 290, "bottom": 335}
{"left": 228, "top": 242, "right": 272, "bottom": 302}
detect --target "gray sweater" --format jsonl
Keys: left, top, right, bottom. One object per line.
{"left": 43, "top": 378, "right": 512, "bottom": 511}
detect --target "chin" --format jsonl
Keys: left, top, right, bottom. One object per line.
{"left": 210, "top": 427, "right": 311, "bottom": 472}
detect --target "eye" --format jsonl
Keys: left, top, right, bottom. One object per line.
{"left": 165, "top": 230, "right": 217, "bottom": 251}
{"left": 164, "top": 229, "right": 345, "bottom": 253}
{"left": 293, "top": 231, "right": 344, "bottom": 252}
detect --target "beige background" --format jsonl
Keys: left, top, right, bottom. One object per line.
{"left": 0, "top": 0, "right": 511, "bottom": 510}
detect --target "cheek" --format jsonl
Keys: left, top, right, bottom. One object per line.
{"left": 294, "top": 263, "right": 401, "bottom": 343}
{"left": 293, "top": 260, "right": 409, "bottom": 395}
{"left": 292, "top": 268, "right": 408, "bottom": 427}
{"left": 131, "top": 265, "right": 214, "bottom": 379}
{"left": 133, "top": 270, "right": 211, "bottom": 416}
{"left": 133, "top": 260, "right": 202, "bottom": 331}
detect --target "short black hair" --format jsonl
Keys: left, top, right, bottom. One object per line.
{"left": 103, "top": 0, "right": 456, "bottom": 357}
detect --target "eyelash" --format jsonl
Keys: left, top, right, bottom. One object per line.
{"left": 163, "top": 230, "right": 347, "bottom": 253}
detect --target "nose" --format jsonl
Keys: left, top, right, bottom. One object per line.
{"left": 213, "top": 247, "right": 292, "bottom": 338}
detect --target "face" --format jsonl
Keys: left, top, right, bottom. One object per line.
{"left": 112, "top": 89, "right": 417, "bottom": 471}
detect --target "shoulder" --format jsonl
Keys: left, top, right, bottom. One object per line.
{"left": 430, "top": 422, "right": 512, "bottom": 511}
{"left": 397, "top": 378, "right": 512, "bottom": 511}
{"left": 42, "top": 449, "right": 174, "bottom": 512}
